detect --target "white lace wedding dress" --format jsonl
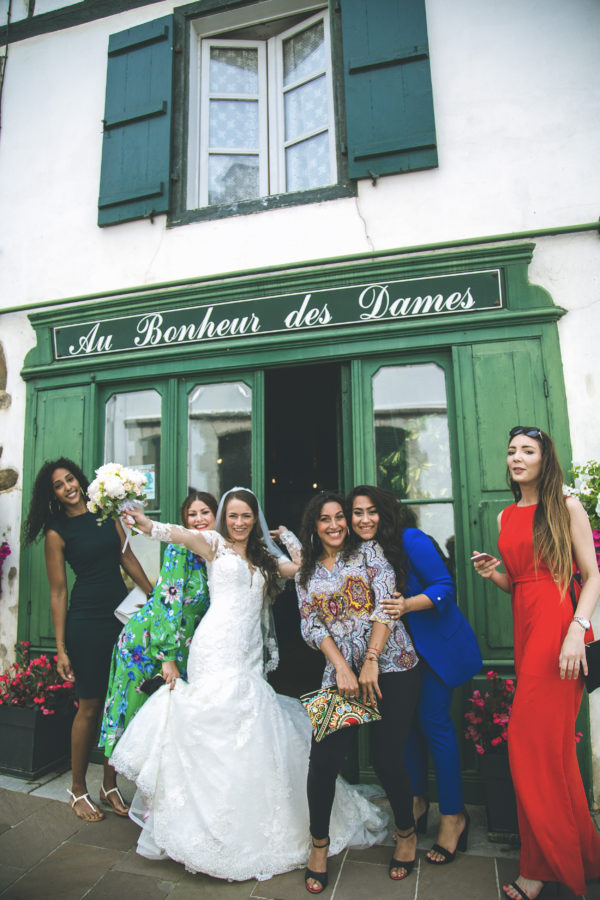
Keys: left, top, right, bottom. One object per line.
{"left": 111, "top": 531, "right": 388, "bottom": 881}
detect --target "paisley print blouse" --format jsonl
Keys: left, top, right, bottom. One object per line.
{"left": 296, "top": 540, "right": 418, "bottom": 687}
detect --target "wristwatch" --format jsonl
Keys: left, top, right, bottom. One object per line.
{"left": 572, "top": 616, "right": 591, "bottom": 632}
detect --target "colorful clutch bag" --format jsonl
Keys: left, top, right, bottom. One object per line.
{"left": 300, "top": 687, "right": 381, "bottom": 742}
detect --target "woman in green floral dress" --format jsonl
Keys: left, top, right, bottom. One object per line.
{"left": 99, "top": 491, "right": 218, "bottom": 758}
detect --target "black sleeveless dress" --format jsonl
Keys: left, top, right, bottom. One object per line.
{"left": 48, "top": 511, "right": 127, "bottom": 699}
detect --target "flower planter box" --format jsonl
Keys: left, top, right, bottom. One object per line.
{"left": 480, "top": 749, "right": 520, "bottom": 844}
{"left": 0, "top": 702, "right": 74, "bottom": 779}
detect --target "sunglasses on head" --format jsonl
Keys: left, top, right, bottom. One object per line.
{"left": 509, "top": 426, "right": 542, "bottom": 439}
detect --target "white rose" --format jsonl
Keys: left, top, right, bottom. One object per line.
{"left": 103, "top": 475, "right": 126, "bottom": 498}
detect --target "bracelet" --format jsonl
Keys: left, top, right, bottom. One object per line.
{"left": 367, "top": 646, "right": 381, "bottom": 656}
{"left": 365, "top": 653, "right": 379, "bottom": 663}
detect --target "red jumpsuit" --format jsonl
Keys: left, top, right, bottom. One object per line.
{"left": 498, "top": 503, "right": 600, "bottom": 896}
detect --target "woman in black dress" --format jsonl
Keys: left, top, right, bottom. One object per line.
{"left": 24, "top": 458, "right": 153, "bottom": 822}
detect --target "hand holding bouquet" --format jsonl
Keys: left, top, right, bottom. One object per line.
{"left": 87, "top": 463, "right": 147, "bottom": 549}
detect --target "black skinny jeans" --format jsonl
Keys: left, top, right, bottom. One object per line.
{"left": 307, "top": 665, "right": 421, "bottom": 839}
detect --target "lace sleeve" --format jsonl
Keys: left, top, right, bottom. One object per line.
{"left": 150, "top": 521, "right": 173, "bottom": 542}
{"left": 149, "top": 523, "right": 220, "bottom": 559}
{"left": 278, "top": 528, "right": 302, "bottom": 564}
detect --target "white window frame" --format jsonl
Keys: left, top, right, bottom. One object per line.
{"left": 269, "top": 10, "right": 336, "bottom": 194}
{"left": 199, "top": 39, "right": 269, "bottom": 206}
{"left": 187, "top": 1, "right": 335, "bottom": 210}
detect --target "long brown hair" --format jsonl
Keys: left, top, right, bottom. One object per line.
{"left": 507, "top": 429, "right": 572, "bottom": 592}
{"left": 217, "top": 489, "right": 280, "bottom": 599}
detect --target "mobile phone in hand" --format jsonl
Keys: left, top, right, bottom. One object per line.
{"left": 139, "top": 674, "right": 165, "bottom": 696}
{"left": 470, "top": 552, "right": 495, "bottom": 563}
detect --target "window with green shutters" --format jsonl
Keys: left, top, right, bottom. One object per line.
{"left": 98, "top": 0, "right": 438, "bottom": 225}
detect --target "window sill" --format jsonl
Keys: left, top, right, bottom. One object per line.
{"left": 168, "top": 180, "right": 357, "bottom": 227}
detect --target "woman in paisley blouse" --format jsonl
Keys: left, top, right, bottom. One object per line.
{"left": 99, "top": 490, "right": 218, "bottom": 758}
{"left": 296, "top": 491, "right": 420, "bottom": 894}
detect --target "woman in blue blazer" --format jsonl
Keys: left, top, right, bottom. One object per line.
{"left": 347, "top": 485, "right": 482, "bottom": 866}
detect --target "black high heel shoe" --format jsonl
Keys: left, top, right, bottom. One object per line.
{"left": 425, "top": 810, "right": 470, "bottom": 865}
{"left": 305, "top": 836, "right": 329, "bottom": 894}
{"left": 416, "top": 800, "right": 429, "bottom": 835}
{"left": 389, "top": 827, "right": 417, "bottom": 880}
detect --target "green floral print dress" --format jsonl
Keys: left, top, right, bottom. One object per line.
{"left": 99, "top": 544, "right": 209, "bottom": 757}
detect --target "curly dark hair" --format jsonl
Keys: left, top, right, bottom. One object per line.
{"left": 297, "top": 491, "right": 351, "bottom": 589}
{"left": 24, "top": 457, "right": 90, "bottom": 545}
{"left": 181, "top": 490, "right": 218, "bottom": 524}
{"left": 345, "top": 484, "right": 408, "bottom": 594}
{"left": 217, "top": 489, "right": 281, "bottom": 599}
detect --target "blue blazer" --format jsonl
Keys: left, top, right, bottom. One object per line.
{"left": 402, "top": 529, "right": 482, "bottom": 689}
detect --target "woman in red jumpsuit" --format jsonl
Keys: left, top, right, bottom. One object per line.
{"left": 473, "top": 426, "right": 600, "bottom": 900}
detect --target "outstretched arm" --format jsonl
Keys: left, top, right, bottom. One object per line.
{"left": 123, "top": 507, "right": 218, "bottom": 561}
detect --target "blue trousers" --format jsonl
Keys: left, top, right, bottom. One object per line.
{"left": 403, "top": 660, "right": 463, "bottom": 815}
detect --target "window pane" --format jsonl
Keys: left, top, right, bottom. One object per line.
{"left": 104, "top": 390, "right": 161, "bottom": 581}
{"left": 406, "top": 503, "right": 455, "bottom": 579}
{"left": 285, "top": 131, "right": 330, "bottom": 192}
{"left": 104, "top": 390, "right": 161, "bottom": 509}
{"left": 208, "top": 155, "right": 259, "bottom": 204}
{"left": 372, "top": 364, "right": 452, "bottom": 501}
{"left": 209, "top": 99, "right": 259, "bottom": 149}
{"left": 188, "top": 382, "right": 252, "bottom": 497}
{"left": 283, "top": 21, "right": 325, "bottom": 86}
{"left": 284, "top": 75, "right": 327, "bottom": 141}
{"left": 209, "top": 47, "right": 258, "bottom": 94}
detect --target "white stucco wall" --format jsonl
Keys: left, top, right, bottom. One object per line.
{"left": 0, "top": 0, "right": 599, "bottom": 794}
{"left": 0, "top": 313, "right": 36, "bottom": 667}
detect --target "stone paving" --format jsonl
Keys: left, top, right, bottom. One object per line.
{"left": 0, "top": 765, "right": 598, "bottom": 900}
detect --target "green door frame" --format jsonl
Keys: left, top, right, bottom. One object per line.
{"left": 20, "top": 241, "right": 590, "bottom": 796}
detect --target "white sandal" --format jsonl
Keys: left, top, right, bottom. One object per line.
{"left": 67, "top": 789, "right": 104, "bottom": 821}
{"left": 100, "top": 784, "right": 130, "bottom": 817}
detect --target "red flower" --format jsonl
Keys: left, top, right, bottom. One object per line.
{"left": 464, "top": 671, "right": 514, "bottom": 755}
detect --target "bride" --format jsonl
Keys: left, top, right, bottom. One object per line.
{"left": 112, "top": 487, "right": 388, "bottom": 882}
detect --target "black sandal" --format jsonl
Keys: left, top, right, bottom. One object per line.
{"left": 305, "top": 836, "right": 330, "bottom": 894}
{"left": 425, "top": 810, "right": 470, "bottom": 865}
{"left": 389, "top": 827, "right": 417, "bottom": 880}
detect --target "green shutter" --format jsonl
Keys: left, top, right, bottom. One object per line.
{"left": 20, "top": 388, "right": 89, "bottom": 649}
{"left": 339, "top": 0, "right": 437, "bottom": 180}
{"left": 98, "top": 15, "right": 173, "bottom": 226}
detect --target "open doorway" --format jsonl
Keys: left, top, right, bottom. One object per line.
{"left": 264, "top": 362, "right": 343, "bottom": 698}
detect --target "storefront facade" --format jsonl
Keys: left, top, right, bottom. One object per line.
{"left": 18, "top": 240, "right": 587, "bottom": 798}
{"left": 1, "top": 0, "right": 598, "bottom": 801}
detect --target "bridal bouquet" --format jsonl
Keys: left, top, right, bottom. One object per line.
{"left": 86, "top": 463, "right": 147, "bottom": 524}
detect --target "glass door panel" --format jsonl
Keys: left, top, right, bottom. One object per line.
{"left": 103, "top": 388, "right": 163, "bottom": 581}
{"left": 372, "top": 362, "right": 454, "bottom": 566}
{"left": 187, "top": 380, "right": 252, "bottom": 497}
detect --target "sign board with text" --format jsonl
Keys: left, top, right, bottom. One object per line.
{"left": 53, "top": 269, "right": 503, "bottom": 361}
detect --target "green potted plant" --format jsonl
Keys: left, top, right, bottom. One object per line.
{"left": 464, "top": 670, "right": 519, "bottom": 843}
{"left": 0, "top": 641, "right": 75, "bottom": 779}
{"left": 565, "top": 460, "right": 600, "bottom": 568}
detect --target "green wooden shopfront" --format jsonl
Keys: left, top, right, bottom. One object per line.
{"left": 18, "top": 240, "right": 592, "bottom": 800}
